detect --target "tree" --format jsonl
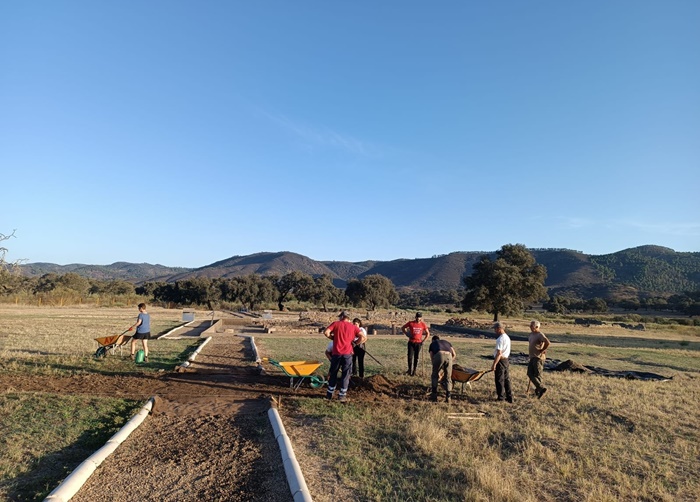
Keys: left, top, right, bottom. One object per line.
{"left": 56, "top": 273, "right": 90, "bottom": 296}
{"left": 293, "top": 274, "right": 341, "bottom": 311}
{"left": 543, "top": 295, "right": 567, "bottom": 314}
{"left": 344, "top": 279, "right": 364, "bottom": 307}
{"left": 361, "top": 274, "right": 399, "bottom": 310}
{"left": 176, "top": 278, "right": 219, "bottom": 308}
{"left": 275, "top": 271, "right": 313, "bottom": 311}
{"left": 462, "top": 244, "right": 547, "bottom": 321}
{"left": 34, "top": 273, "right": 60, "bottom": 293}
{"left": 0, "top": 230, "right": 27, "bottom": 297}
{"left": 153, "top": 282, "right": 179, "bottom": 304}
{"left": 228, "top": 275, "right": 276, "bottom": 310}
{"left": 344, "top": 274, "right": 399, "bottom": 310}
{"left": 136, "top": 281, "right": 164, "bottom": 298}
{"left": 585, "top": 297, "right": 608, "bottom": 313}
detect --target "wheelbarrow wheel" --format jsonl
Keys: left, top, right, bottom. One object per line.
{"left": 309, "top": 376, "right": 325, "bottom": 389}
{"left": 95, "top": 346, "right": 107, "bottom": 359}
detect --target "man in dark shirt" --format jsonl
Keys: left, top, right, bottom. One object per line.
{"left": 428, "top": 335, "right": 456, "bottom": 403}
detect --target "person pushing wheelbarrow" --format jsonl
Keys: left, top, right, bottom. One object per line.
{"left": 130, "top": 303, "right": 151, "bottom": 362}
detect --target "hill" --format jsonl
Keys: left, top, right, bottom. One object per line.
{"left": 19, "top": 262, "right": 190, "bottom": 282}
{"left": 18, "top": 246, "right": 700, "bottom": 298}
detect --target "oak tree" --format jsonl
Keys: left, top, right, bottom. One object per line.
{"left": 462, "top": 244, "right": 547, "bottom": 321}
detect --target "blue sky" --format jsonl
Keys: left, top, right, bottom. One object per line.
{"left": 2, "top": 1, "right": 698, "bottom": 267}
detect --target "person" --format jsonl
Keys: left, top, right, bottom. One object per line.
{"left": 528, "top": 320, "right": 551, "bottom": 399}
{"left": 324, "top": 310, "right": 364, "bottom": 402}
{"left": 130, "top": 303, "right": 151, "bottom": 362}
{"left": 324, "top": 340, "right": 334, "bottom": 381}
{"left": 325, "top": 340, "right": 334, "bottom": 362}
{"left": 352, "top": 318, "right": 368, "bottom": 379}
{"left": 491, "top": 322, "right": 513, "bottom": 403}
{"left": 402, "top": 312, "right": 430, "bottom": 376}
{"left": 428, "top": 335, "right": 456, "bottom": 403}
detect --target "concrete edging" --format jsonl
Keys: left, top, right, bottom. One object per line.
{"left": 268, "top": 408, "right": 313, "bottom": 502}
{"left": 177, "top": 336, "right": 213, "bottom": 369}
{"left": 242, "top": 333, "right": 309, "bottom": 500}
{"left": 156, "top": 321, "right": 194, "bottom": 340}
{"left": 238, "top": 334, "right": 262, "bottom": 364}
{"left": 44, "top": 397, "right": 156, "bottom": 502}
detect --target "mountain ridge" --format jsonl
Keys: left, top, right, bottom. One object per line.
{"left": 18, "top": 246, "right": 700, "bottom": 298}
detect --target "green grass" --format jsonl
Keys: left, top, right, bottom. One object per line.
{"left": 0, "top": 393, "right": 141, "bottom": 501}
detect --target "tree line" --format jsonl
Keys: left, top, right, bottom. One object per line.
{"left": 2, "top": 235, "right": 698, "bottom": 318}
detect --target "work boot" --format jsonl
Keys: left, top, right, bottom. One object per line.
{"left": 537, "top": 387, "right": 548, "bottom": 399}
{"left": 339, "top": 394, "right": 348, "bottom": 403}
{"left": 430, "top": 387, "right": 438, "bottom": 402}
{"left": 445, "top": 391, "right": 451, "bottom": 404}
{"left": 325, "top": 391, "right": 333, "bottom": 400}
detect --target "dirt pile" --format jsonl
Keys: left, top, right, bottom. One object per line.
{"left": 445, "top": 317, "right": 492, "bottom": 329}
{"left": 355, "top": 374, "right": 396, "bottom": 395}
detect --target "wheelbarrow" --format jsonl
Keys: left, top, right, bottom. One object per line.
{"left": 451, "top": 365, "right": 493, "bottom": 395}
{"left": 94, "top": 329, "right": 132, "bottom": 358}
{"left": 263, "top": 358, "right": 327, "bottom": 390}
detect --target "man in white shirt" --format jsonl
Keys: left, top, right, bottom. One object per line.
{"left": 491, "top": 322, "right": 513, "bottom": 403}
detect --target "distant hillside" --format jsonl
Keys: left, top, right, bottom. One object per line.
{"left": 345, "top": 252, "right": 487, "bottom": 289}
{"left": 18, "top": 246, "right": 700, "bottom": 298}
{"left": 168, "top": 252, "right": 337, "bottom": 282}
{"left": 589, "top": 246, "right": 700, "bottom": 293}
{"left": 20, "top": 262, "right": 191, "bottom": 282}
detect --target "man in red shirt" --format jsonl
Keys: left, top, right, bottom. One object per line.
{"left": 402, "top": 312, "right": 430, "bottom": 376}
{"left": 324, "top": 310, "right": 364, "bottom": 402}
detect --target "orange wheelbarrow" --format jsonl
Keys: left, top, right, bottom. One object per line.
{"left": 451, "top": 365, "right": 493, "bottom": 395}
{"left": 94, "top": 329, "right": 132, "bottom": 358}
{"left": 263, "top": 358, "right": 327, "bottom": 390}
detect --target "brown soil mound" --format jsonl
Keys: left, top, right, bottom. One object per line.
{"left": 356, "top": 374, "right": 396, "bottom": 394}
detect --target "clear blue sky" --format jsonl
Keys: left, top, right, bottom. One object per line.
{"left": 2, "top": 1, "right": 699, "bottom": 267}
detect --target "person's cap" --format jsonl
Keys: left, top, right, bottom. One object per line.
{"left": 415, "top": 312, "right": 423, "bottom": 318}
{"left": 339, "top": 310, "right": 350, "bottom": 318}
{"left": 493, "top": 322, "right": 504, "bottom": 329}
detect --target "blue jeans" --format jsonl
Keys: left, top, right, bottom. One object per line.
{"left": 327, "top": 354, "right": 353, "bottom": 397}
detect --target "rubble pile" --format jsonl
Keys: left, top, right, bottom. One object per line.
{"left": 444, "top": 317, "right": 492, "bottom": 329}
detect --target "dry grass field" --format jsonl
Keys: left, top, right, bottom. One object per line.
{"left": 1, "top": 305, "right": 699, "bottom": 501}
{"left": 259, "top": 315, "right": 700, "bottom": 502}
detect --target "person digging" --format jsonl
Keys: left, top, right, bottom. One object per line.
{"left": 428, "top": 335, "right": 456, "bottom": 403}
{"left": 323, "top": 310, "right": 364, "bottom": 403}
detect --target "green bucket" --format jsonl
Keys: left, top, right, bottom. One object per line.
{"left": 135, "top": 349, "right": 145, "bottom": 363}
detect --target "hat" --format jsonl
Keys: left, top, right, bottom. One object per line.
{"left": 339, "top": 310, "right": 350, "bottom": 319}
{"left": 415, "top": 312, "right": 423, "bottom": 318}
